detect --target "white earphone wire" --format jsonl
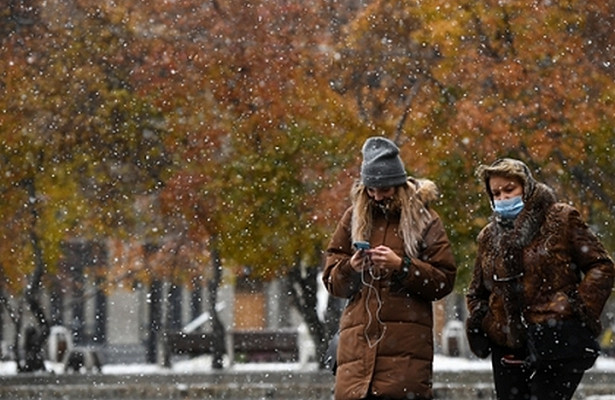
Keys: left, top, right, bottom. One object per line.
{"left": 360, "top": 257, "right": 386, "bottom": 348}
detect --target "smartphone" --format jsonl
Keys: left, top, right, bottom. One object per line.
{"left": 353, "top": 241, "right": 370, "bottom": 250}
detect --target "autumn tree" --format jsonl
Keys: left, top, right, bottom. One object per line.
{"left": 9, "top": 0, "right": 615, "bottom": 371}
{"left": 141, "top": 0, "right": 366, "bottom": 364}
{"left": 422, "top": 0, "right": 615, "bottom": 283}
{"left": 328, "top": 0, "right": 615, "bottom": 289}
{"left": 0, "top": 0, "right": 169, "bottom": 366}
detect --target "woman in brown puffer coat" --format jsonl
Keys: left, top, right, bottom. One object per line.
{"left": 323, "top": 137, "right": 457, "bottom": 400}
{"left": 466, "top": 158, "right": 615, "bottom": 400}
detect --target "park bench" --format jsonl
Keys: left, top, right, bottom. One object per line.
{"left": 231, "top": 329, "right": 299, "bottom": 363}
{"left": 166, "top": 331, "right": 217, "bottom": 356}
{"left": 165, "top": 329, "right": 299, "bottom": 363}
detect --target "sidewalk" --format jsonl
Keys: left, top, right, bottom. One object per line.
{"left": 1, "top": 369, "right": 614, "bottom": 399}
{"left": 1, "top": 356, "right": 614, "bottom": 399}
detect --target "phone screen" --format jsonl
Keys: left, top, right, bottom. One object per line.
{"left": 353, "top": 241, "right": 370, "bottom": 250}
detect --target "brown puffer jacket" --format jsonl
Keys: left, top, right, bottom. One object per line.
{"left": 323, "top": 180, "right": 456, "bottom": 400}
{"left": 466, "top": 182, "right": 615, "bottom": 351}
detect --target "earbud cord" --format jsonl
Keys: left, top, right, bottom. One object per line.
{"left": 360, "top": 256, "right": 386, "bottom": 349}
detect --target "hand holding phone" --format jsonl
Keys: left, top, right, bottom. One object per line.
{"left": 350, "top": 241, "right": 370, "bottom": 272}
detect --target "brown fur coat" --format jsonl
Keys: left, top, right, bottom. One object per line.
{"left": 467, "top": 182, "right": 614, "bottom": 351}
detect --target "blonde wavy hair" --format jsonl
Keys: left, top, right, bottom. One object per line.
{"left": 350, "top": 179, "right": 436, "bottom": 258}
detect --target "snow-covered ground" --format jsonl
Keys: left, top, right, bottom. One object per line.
{"left": 1, "top": 354, "right": 614, "bottom": 376}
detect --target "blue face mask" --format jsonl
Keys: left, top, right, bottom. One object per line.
{"left": 493, "top": 196, "right": 524, "bottom": 219}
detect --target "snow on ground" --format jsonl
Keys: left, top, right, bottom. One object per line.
{"left": 1, "top": 354, "right": 614, "bottom": 376}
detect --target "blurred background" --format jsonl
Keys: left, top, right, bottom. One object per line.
{"left": 2, "top": 0, "right": 615, "bottom": 372}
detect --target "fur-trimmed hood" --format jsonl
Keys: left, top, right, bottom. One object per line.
{"left": 477, "top": 158, "right": 537, "bottom": 206}
{"left": 410, "top": 177, "right": 439, "bottom": 204}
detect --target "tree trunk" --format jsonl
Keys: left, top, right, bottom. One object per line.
{"left": 94, "top": 276, "right": 107, "bottom": 345}
{"left": 190, "top": 276, "right": 203, "bottom": 322}
{"left": 146, "top": 279, "right": 163, "bottom": 364}
{"left": 167, "top": 283, "right": 182, "bottom": 332}
{"left": 208, "top": 235, "right": 226, "bottom": 370}
{"left": 287, "top": 254, "right": 331, "bottom": 369}
{"left": 17, "top": 178, "right": 50, "bottom": 373}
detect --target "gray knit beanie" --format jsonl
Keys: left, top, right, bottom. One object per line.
{"left": 360, "top": 137, "right": 407, "bottom": 188}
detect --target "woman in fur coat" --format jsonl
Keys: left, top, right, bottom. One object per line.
{"left": 466, "top": 158, "right": 615, "bottom": 400}
{"left": 323, "top": 137, "right": 457, "bottom": 400}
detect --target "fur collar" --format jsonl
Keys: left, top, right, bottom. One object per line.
{"left": 488, "top": 182, "right": 557, "bottom": 251}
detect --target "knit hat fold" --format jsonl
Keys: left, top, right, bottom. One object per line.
{"left": 361, "top": 137, "right": 407, "bottom": 188}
